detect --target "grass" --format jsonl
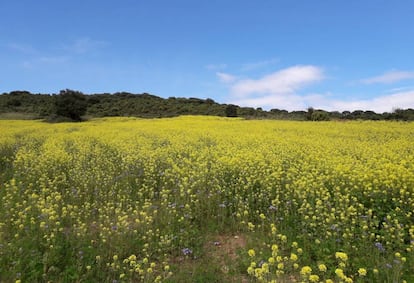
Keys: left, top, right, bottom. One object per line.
{"left": 0, "top": 112, "right": 41, "bottom": 120}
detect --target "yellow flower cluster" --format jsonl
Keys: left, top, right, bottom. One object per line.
{"left": 0, "top": 117, "right": 413, "bottom": 282}
{"left": 335, "top": 252, "right": 348, "bottom": 262}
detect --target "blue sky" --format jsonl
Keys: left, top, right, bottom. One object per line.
{"left": 1, "top": 0, "right": 414, "bottom": 112}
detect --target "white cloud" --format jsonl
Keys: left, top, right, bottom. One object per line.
{"left": 230, "top": 65, "right": 324, "bottom": 98}
{"left": 221, "top": 65, "right": 324, "bottom": 110}
{"left": 231, "top": 90, "right": 414, "bottom": 113}
{"left": 361, "top": 70, "right": 414, "bottom": 84}
{"left": 216, "top": 72, "right": 237, "bottom": 83}
{"left": 321, "top": 90, "right": 414, "bottom": 112}
{"left": 233, "top": 94, "right": 306, "bottom": 110}
{"left": 220, "top": 65, "right": 414, "bottom": 112}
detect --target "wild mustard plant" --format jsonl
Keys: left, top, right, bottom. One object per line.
{"left": 0, "top": 117, "right": 413, "bottom": 282}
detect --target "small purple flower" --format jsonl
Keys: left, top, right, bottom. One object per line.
{"left": 268, "top": 205, "right": 277, "bottom": 211}
{"left": 182, "top": 248, "right": 193, "bottom": 256}
{"left": 374, "top": 242, "right": 385, "bottom": 252}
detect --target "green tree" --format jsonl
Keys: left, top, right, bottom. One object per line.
{"left": 54, "top": 89, "right": 87, "bottom": 121}
{"left": 310, "top": 110, "right": 330, "bottom": 121}
{"left": 225, "top": 104, "right": 238, "bottom": 117}
{"left": 306, "top": 107, "right": 314, "bottom": 120}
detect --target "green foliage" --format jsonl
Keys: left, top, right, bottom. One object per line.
{"left": 53, "top": 89, "right": 87, "bottom": 121}
{"left": 306, "top": 107, "right": 315, "bottom": 120}
{"left": 0, "top": 91, "right": 54, "bottom": 118}
{"left": 311, "top": 110, "right": 330, "bottom": 121}
{"left": 225, "top": 104, "right": 238, "bottom": 117}
{"left": 307, "top": 107, "right": 330, "bottom": 121}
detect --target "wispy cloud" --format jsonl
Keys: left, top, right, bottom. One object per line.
{"left": 12, "top": 37, "right": 107, "bottom": 70}
{"left": 38, "top": 56, "right": 68, "bottom": 64}
{"left": 22, "top": 56, "right": 69, "bottom": 69}
{"left": 240, "top": 58, "right": 279, "bottom": 71}
{"left": 205, "top": 63, "right": 227, "bottom": 70}
{"left": 384, "top": 86, "right": 414, "bottom": 93}
{"left": 216, "top": 72, "right": 237, "bottom": 83}
{"left": 8, "top": 43, "right": 36, "bottom": 54}
{"left": 361, "top": 70, "right": 414, "bottom": 84}
{"left": 63, "top": 37, "right": 107, "bottom": 54}
{"left": 230, "top": 65, "right": 324, "bottom": 98}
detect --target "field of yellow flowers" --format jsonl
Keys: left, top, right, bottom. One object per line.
{"left": 0, "top": 116, "right": 413, "bottom": 282}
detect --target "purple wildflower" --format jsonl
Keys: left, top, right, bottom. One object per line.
{"left": 268, "top": 205, "right": 277, "bottom": 211}
{"left": 182, "top": 248, "right": 193, "bottom": 256}
{"left": 374, "top": 242, "right": 385, "bottom": 252}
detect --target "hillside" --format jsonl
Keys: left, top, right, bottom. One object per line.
{"left": 1, "top": 90, "right": 414, "bottom": 121}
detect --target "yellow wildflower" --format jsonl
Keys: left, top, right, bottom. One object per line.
{"left": 318, "top": 263, "right": 327, "bottom": 272}
{"left": 300, "top": 266, "right": 312, "bottom": 276}
{"left": 358, "top": 268, "right": 367, "bottom": 276}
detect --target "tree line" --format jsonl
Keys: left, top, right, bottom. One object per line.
{"left": 1, "top": 90, "right": 413, "bottom": 122}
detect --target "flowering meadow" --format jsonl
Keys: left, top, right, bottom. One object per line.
{"left": 0, "top": 116, "right": 413, "bottom": 282}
